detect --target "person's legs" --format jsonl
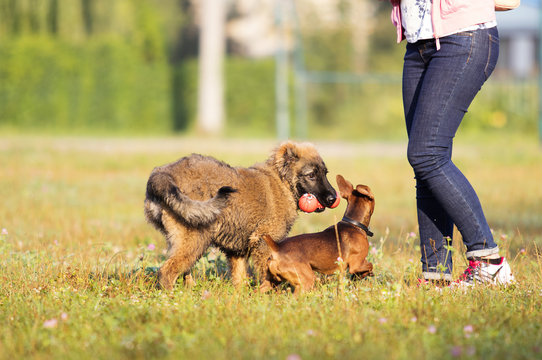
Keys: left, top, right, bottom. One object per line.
{"left": 403, "top": 41, "right": 454, "bottom": 280}
{"left": 403, "top": 28, "right": 501, "bottom": 281}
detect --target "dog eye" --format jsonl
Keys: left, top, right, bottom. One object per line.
{"left": 305, "top": 171, "right": 317, "bottom": 180}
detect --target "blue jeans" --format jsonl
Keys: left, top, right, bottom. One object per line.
{"left": 402, "top": 28, "right": 500, "bottom": 280}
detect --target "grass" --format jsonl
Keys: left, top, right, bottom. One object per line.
{"left": 1, "top": 134, "right": 541, "bottom": 360}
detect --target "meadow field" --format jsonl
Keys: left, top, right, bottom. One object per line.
{"left": 1, "top": 134, "right": 541, "bottom": 360}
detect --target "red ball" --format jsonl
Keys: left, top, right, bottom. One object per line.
{"left": 298, "top": 193, "right": 321, "bottom": 213}
{"left": 330, "top": 190, "right": 340, "bottom": 208}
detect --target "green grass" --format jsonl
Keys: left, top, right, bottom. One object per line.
{"left": 1, "top": 135, "right": 541, "bottom": 360}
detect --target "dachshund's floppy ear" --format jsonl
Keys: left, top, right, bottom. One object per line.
{"left": 354, "top": 184, "right": 374, "bottom": 201}
{"left": 336, "top": 174, "right": 353, "bottom": 199}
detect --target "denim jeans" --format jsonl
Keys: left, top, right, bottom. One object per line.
{"left": 402, "top": 27, "right": 500, "bottom": 280}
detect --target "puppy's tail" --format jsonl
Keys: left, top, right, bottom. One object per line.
{"left": 262, "top": 234, "right": 280, "bottom": 253}
{"left": 146, "top": 172, "right": 236, "bottom": 227}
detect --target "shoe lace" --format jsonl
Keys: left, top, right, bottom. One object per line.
{"left": 458, "top": 260, "right": 481, "bottom": 282}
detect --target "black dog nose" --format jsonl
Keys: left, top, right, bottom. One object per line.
{"left": 326, "top": 193, "right": 337, "bottom": 207}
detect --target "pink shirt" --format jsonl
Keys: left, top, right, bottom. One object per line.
{"left": 390, "top": 0, "right": 496, "bottom": 49}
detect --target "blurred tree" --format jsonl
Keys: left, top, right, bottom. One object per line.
{"left": 197, "top": 0, "right": 226, "bottom": 135}
{"left": 47, "top": 0, "right": 59, "bottom": 34}
{"left": 81, "top": 0, "right": 92, "bottom": 35}
{"left": 150, "top": 0, "right": 198, "bottom": 131}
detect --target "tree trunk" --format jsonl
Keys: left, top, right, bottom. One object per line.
{"left": 197, "top": 0, "right": 226, "bottom": 135}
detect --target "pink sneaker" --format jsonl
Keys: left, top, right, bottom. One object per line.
{"left": 454, "top": 257, "right": 515, "bottom": 287}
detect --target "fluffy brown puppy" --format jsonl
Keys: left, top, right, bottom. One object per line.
{"left": 144, "top": 141, "right": 337, "bottom": 290}
{"left": 260, "top": 174, "right": 375, "bottom": 295}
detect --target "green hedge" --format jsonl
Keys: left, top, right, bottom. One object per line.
{"left": 170, "top": 57, "right": 276, "bottom": 137}
{"left": 0, "top": 37, "right": 537, "bottom": 139}
{"left": 0, "top": 38, "right": 277, "bottom": 136}
{"left": 0, "top": 36, "right": 171, "bottom": 134}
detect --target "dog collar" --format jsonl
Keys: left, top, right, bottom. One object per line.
{"left": 341, "top": 216, "right": 374, "bottom": 237}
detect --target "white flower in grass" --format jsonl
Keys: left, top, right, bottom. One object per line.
{"left": 463, "top": 324, "right": 473, "bottom": 338}
{"left": 43, "top": 318, "right": 58, "bottom": 329}
{"left": 286, "top": 354, "right": 301, "bottom": 360}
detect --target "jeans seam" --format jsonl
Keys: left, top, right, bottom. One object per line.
{"left": 466, "top": 31, "right": 474, "bottom": 65}
{"left": 427, "top": 35, "right": 470, "bottom": 179}
{"left": 485, "top": 32, "right": 498, "bottom": 79}
{"left": 485, "top": 34, "right": 492, "bottom": 78}
{"left": 435, "top": 164, "right": 485, "bottom": 250}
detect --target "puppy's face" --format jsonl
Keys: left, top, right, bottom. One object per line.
{"left": 273, "top": 141, "right": 337, "bottom": 209}
{"left": 294, "top": 160, "right": 337, "bottom": 209}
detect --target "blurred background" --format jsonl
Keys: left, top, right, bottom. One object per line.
{"left": 0, "top": 0, "right": 540, "bottom": 141}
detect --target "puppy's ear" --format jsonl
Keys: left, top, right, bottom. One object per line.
{"left": 355, "top": 184, "right": 374, "bottom": 201}
{"left": 336, "top": 174, "right": 353, "bottom": 199}
{"left": 281, "top": 142, "right": 300, "bottom": 163}
{"left": 272, "top": 141, "right": 300, "bottom": 179}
